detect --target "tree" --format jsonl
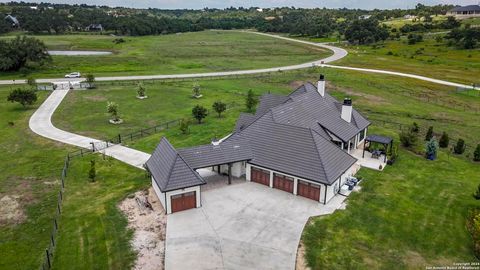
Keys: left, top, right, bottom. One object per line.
{"left": 212, "top": 101, "right": 227, "bottom": 117}
{"left": 399, "top": 129, "right": 418, "bottom": 148}
{"left": 88, "top": 160, "right": 96, "bottom": 182}
{"left": 474, "top": 144, "right": 480, "bottom": 162}
{"left": 245, "top": 89, "right": 258, "bottom": 112}
{"left": 0, "top": 36, "right": 51, "bottom": 72}
{"left": 7, "top": 88, "right": 38, "bottom": 108}
{"left": 192, "top": 105, "right": 208, "bottom": 124}
{"left": 107, "top": 102, "right": 120, "bottom": 121}
{"left": 26, "top": 77, "right": 36, "bottom": 87}
{"left": 192, "top": 82, "right": 201, "bottom": 98}
{"left": 454, "top": 139, "right": 466, "bottom": 154}
{"left": 439, "top": 132, "right": 449, "bottom": 148}
{"left": 137, "top": 82, "right": 146, "bottom": 97}
{"left": 425, "top": 138, "right": 438, "bottom": 160}
{"left": 344, "top": 18, "right": 389, "bottom": 45}
{"left": 179, "top": 118, "right": 190, "bottom": 134}
{"left": 86, "top": 74, "right": 95, "bottom": 83}
{"left": 425, "top": 126, "right": 434, "bottom": 141}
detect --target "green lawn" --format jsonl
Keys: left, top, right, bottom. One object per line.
{"left": 335, "top": 35, "right": 480, "bottom": 85}
{"left": 0, "top": 30, "right": 330, "bottom": 80}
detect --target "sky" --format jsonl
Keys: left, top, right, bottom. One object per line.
{"left": 0, "top": 0, "right": 477, "bottom": 10}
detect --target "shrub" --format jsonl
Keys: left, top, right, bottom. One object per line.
{"left": 439, "top": 132, "right": 449, "bottom": 148}
{"left": 245, "top": 89, "right": 258, "bottom": 112}
{"left": 425, "top": 126, "right": 434, "bottom": 141}
{"left": 411, "top": 122, "right": 420, "bottom": 133}
{"left": 137, "top": 83, "right": 146, "bottom": 97}
{"left": 454, "top": 139, "right": 466, "bottom": 154}
{"left": 179, "top": 118, "right": 190, "bottom": 135}
{"left": 400, "top": 129, "right": 417, "bottom": 148}
{"left": 88, "top": 160, "right": 96, "bottom": 182}
{"left": 192, "top": 82, "right": 201, "bottom": 98}
{"left": 86, "top": 74, "right": 95, "bottom": 83}
{"left": 107, "top": 101, "right": 120, "bottom": 121}
{"left": 466, "top": 209, "right": 480, "bottom": 259}
{"left": 474, "top": 144, "right": 480, "bottom": 162}
{"left": 212, "top": 101, "right": 227, "bottom": 117}
{"left": 7, "top": 88, "right": 37, "bottom": 108}
{"left": 425, "top": 138, "right": 438, "bottom": 160}
{"left": 192, "top": 105, "right": 208, "bottom": 124}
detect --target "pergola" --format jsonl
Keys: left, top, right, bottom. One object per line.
{"left": 362, "top": 135, "right": 393, "bottom": 163}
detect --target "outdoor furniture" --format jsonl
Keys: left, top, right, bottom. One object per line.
{"left": 362, "top": 135, "right": 393, "bottom": 163}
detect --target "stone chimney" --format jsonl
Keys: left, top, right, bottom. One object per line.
{"left": 317, "top": 74, "right": 325, "bottom": 97}
{"left": 341, "top": 98, "right": 352, "bottom": 123}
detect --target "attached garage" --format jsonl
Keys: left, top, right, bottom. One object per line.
{"left": 273, "top": 173, "right": 294, "bottom": 193}
{"left": 297, "top": 180, "right": 321, "bottom": 201}
{"left": 251, "top": 167, "right": 270, "bottom": 186}
{"left": 171, "top": 191, "right": 197, "bottom": 213}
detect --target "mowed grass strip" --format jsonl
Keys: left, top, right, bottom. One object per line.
{"left": 0, "top": 87, "right": 74, "bottom": 270}
{"left": 51, "top": 155, "right": 148, "bottom": 270}
{"left": 0, "top": 30, "right": 330, "bottom": 79}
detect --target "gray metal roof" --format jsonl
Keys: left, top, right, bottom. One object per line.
{"left": 235, "top": 113, "right": 257, "bottom": 132}
{"left": 450, "top": 5, "right": 480, "bottom": 12}
{"left": 228, "top": 112, "right": 357, "bottom": 185}
{"left": 178, "top": 136, "right": 253, "bottom": 169}
{"left": 146, "top": 137, "right": 205, "bottom": 192}
{"left": 255, "top": 94, "right": 290, "bottom": 117}
{"left": 366, "top": 135, "right": 393, "bottom": 145}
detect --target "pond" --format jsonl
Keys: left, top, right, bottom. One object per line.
{"left": 48, "top": 50, "right": 112, "bottom": 56}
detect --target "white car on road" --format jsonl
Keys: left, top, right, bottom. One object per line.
{"left": 64, "top": 72, "right": 81, "bottom": 78}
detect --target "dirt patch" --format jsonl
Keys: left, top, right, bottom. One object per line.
{"left": 0, "top": 195, "right": 26, "bottom": 225}
{"left": 84, "top": 95, "right": 107, "bottom": 102}
{"left": 326, "top": 82, "right": 389, "bottom": 106}
{"left": 295, "top": 240, "right": 311, "bottom": 270}
{"left": 403, "top": 251, "right": 427, "bottom": 268}
{"left": 119, "top": 187, "right": 166, "bottom": 270}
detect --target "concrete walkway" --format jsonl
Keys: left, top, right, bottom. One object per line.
{"left": 29, "top": 89, "right": 150, "bottom": 168}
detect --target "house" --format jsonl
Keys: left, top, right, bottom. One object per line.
{"left": 403, "top": 14, "right": 417, "bottom": 20}
{"left": 146, "top": 75, "right": 370, "bottom": 214}
{"left": 4, "top": 15, "right": 19, "bottom": 27}
{"left": 86, "top": 24, "right": 103, "bottom": 31}
{"left": 358, "top": 15, "right": 372, "bottom": 20}
{"left": 447, "top": 5, "right": 480, "bottom": 19}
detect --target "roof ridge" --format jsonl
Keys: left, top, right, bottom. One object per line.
{"left": 176, "top": 151, "right": 205, "bottom": 183}
{"left": 308, "top": 128, "right": 329, "bottom": 183}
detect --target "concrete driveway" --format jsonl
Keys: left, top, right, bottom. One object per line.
{"left": 165, "top": 181, "right": 346, "bottom": 270}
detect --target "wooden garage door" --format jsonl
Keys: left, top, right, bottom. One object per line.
{"left": 273, "top": 174, "right": 294, "bottom": 193}
{"left": 251, "top": 167, "right": 270, "bottom": 186}
{"left": 297, "top": 181, "right": 321, "bottom": 201}
{"left": 171, "top": 191, "right": 196, "bottom": 213}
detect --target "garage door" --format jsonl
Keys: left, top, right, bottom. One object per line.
{"left": 273, "top": 174, "right": 294, "bottom": 193}
{"left": 297, "top": 181, "right": 320, "bottom": 201}
{"left": 251, "top": 167, "right": 270, "bottom": 186}
{"left": 171, "top": 191, "right": 196, "bottom": 213}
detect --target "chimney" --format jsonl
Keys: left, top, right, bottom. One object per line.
{"left": 341, "top": 98, "right": 352, "bottom": 123}
{"left": 317, "top": 74, "right": 325, "bottom": 97}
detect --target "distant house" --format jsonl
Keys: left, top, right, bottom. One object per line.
{"left": 447, "top": 5, "right": 480, "bottom": 19}
{"left": 86, "top": 24, "right": 103, "bottom": 31}
{"left": 4, "top": 15, "right": 19, "bottom": 27}
{"left": 146, "top": 75, "right": 372, "bottom": 214}
{"left": 403, "top": 14, "right": 417, "bottom": 20}
{"left": 358, "top": 15, "right": 372, "bottom": 20}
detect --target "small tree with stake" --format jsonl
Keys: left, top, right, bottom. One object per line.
{"left": 212, "top": 101, "right": 226, "bottom": 117}
{"left": 107, "top": 101, "right": 121, "bottom": 123}
{"left": 439, "top": 132, "right": 449, "bottom": 148}
{"left": 192, "top": 105, "right": 208, "bottom": 124}
{"left": 137, "top": 82, "right": 147, "bottom": 98}
{"left": 85, "top": 74, "right": 96, "bottom": 89}
{"left": 425, "top": 138, "right": 438, "bottom": 160}
{"left": 245, "top": 89, "right": 258, "bottom": 112}
{"left": 179, "top": 118, "right": 190, "bottom": 135}
{"left": 7, "top": 88, "right": 37, "bottom": 108}
{"left": 192, "top": 82, "right": 202, "bottom": 98}
{"left": 88, "top": 160, "right": 96, "bottom": 182}
{"left": 454, "top": 139, "right": 466, "bottom": 154}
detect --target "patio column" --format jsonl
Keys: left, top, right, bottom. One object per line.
{"left": 362, "top": 139, "right": 367, "bottom": 158}
{"left": 228, "top": 163, "right": 232, "bottom": 185}
{"left": 269, "top": 171, "right": 273, "bottom": 188}
{"left": 293, "top": 178, "right": 298, "bottom": 195}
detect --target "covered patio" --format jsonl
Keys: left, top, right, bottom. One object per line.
{"left": 351, "top": 135, "right": 393, "bottom": 171}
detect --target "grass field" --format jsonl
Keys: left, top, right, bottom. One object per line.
{"left": 335, "top": 35, "right": 480, "bottom": 85}
{"left": 51, "top": 68, "right": 480, "bottom": 269}
{"left": 0, "top": 30, "right": 330, "bottom": 80}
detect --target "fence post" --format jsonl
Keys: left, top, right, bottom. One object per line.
{"left": 57, "top": 202, "right": 61, "bottom": 215}
{"left": 46, "top": 249, "right": 51, "bottom": 269}
{"left": 118, "top": 134, "right": 121, "bottom": 144}
{"left": 51, "top": 234, "right": 55, "bottom": 247}
{"left": 54, "top": 219, "right": 58, "bottom": 230}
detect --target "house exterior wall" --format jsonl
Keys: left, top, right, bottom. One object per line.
{"left": 231, "top": 161, "right": 246, "bottom": 177}
{"left": 151, "top": 176, "right": 201, "bottom": 214}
